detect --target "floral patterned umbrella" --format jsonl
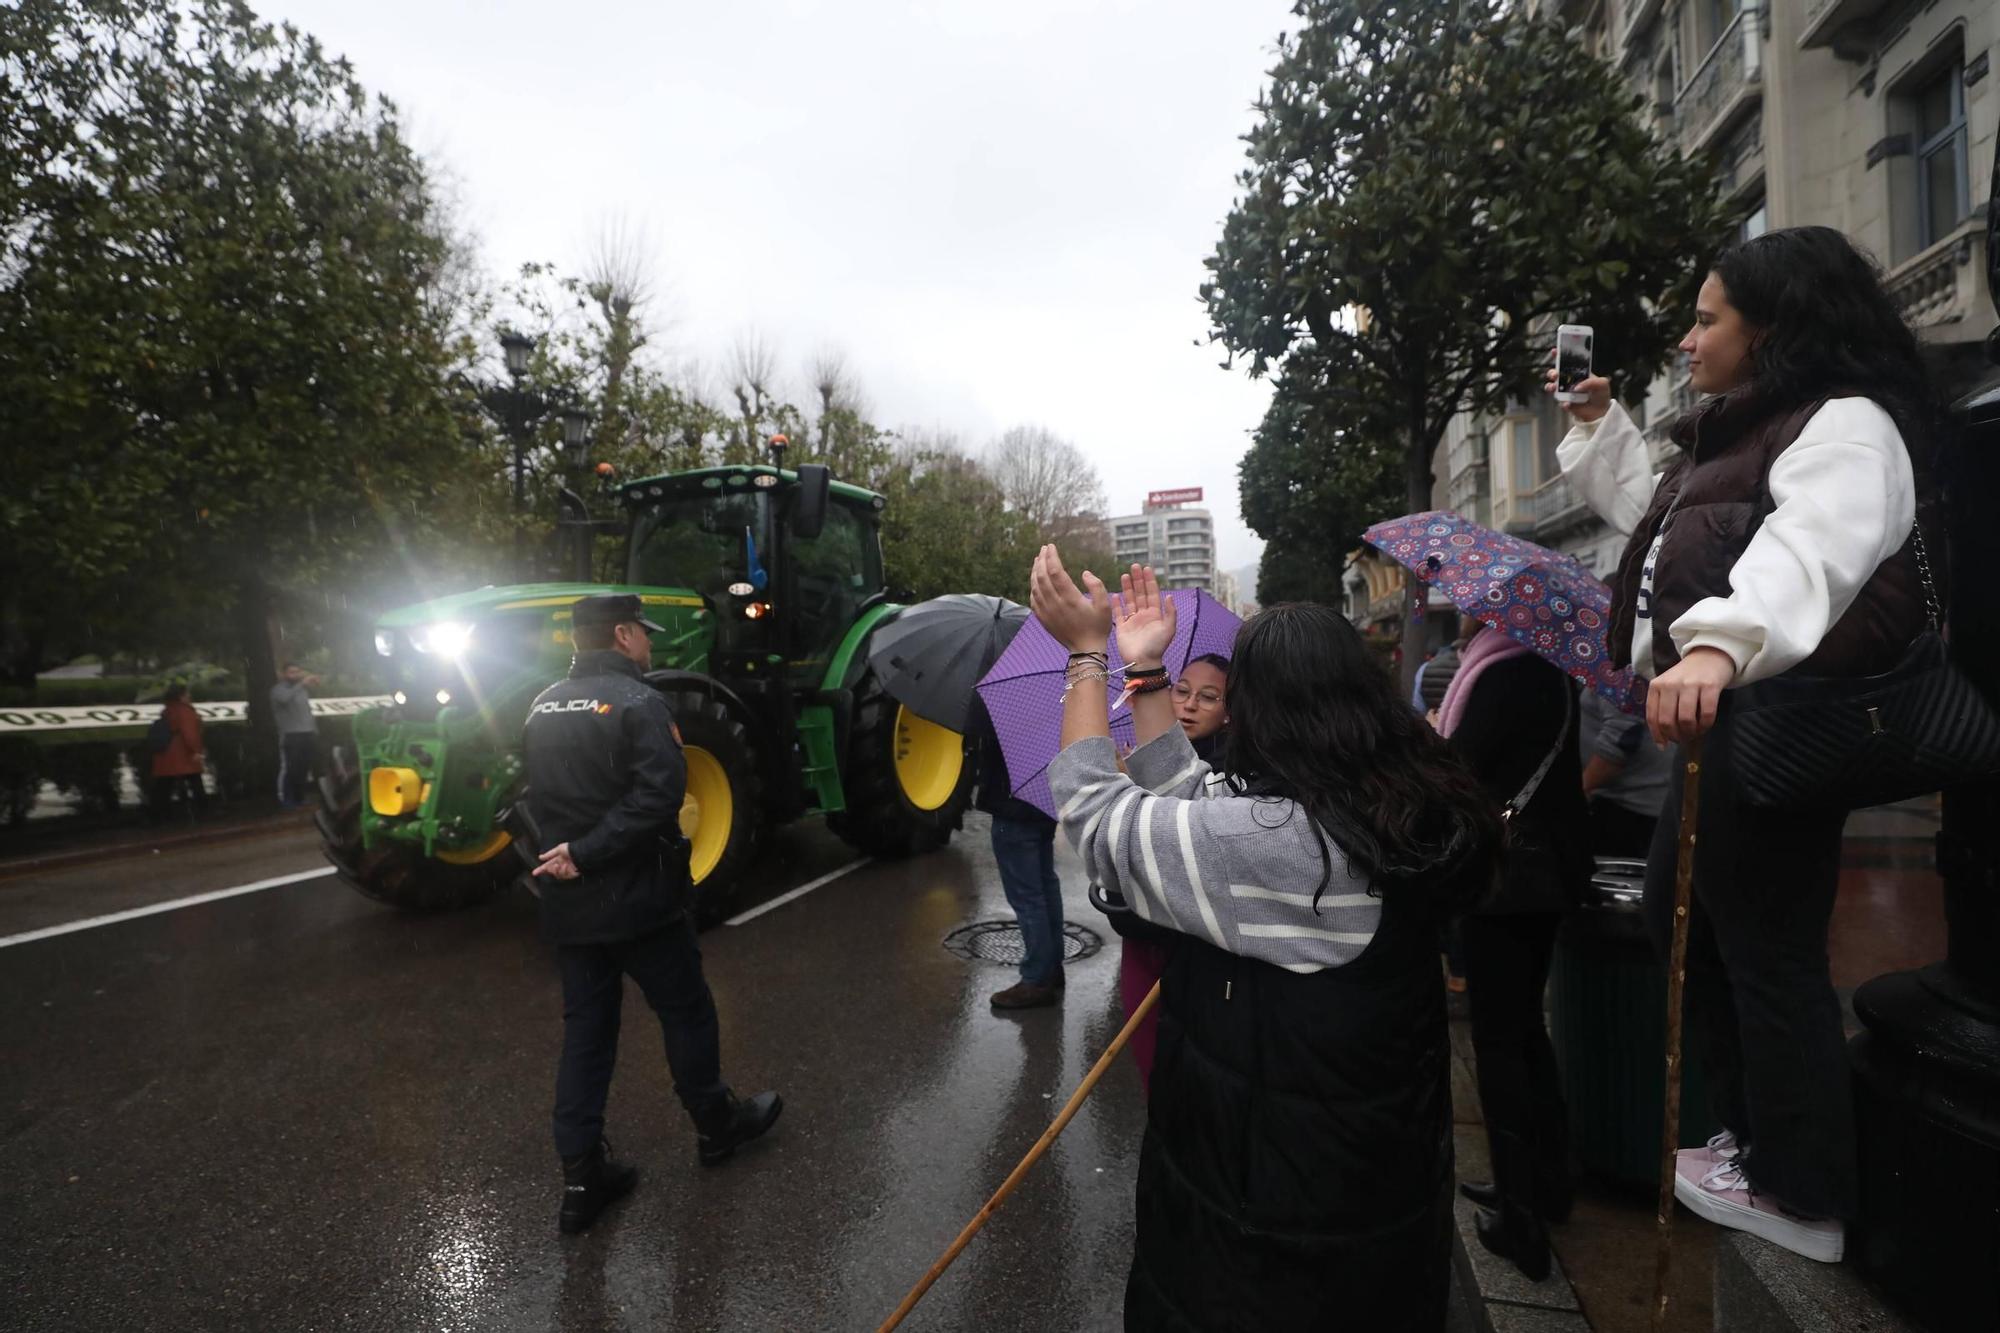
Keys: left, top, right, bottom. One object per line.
{"left": 1364, "top": 510, "right": 1648, "bottom": 715}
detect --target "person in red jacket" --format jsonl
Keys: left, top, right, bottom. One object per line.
{"left": 147, "top": 684, "right": 206, "bottom": 823}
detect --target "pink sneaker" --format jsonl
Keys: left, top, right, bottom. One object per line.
{"left": 1673, "top": 1160, "right": 1845, "bottom": 1263}
{"left": 1673, "top": 1128, "right": 1741, "bottom": 1176}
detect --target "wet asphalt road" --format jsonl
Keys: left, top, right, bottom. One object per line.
{"left": 1, "top": 815, "right": 1145, "bottom": 1331}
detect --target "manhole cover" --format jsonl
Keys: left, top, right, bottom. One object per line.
{"left": 943, "top": 919, "right": 1102, "bottom": 966}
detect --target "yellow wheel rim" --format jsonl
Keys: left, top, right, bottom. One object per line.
{"left": 893, "top": 704, "right": 963, "bottom": 812}
{"left": 680, "top": 746, "right": 733, "bottom": 884}
{"left": 436, "top": 830, "right": 513, "bottom": 866}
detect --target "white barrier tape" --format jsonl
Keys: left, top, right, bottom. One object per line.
{"left": 0, "top": 696, "right": 394, "bottom": 734}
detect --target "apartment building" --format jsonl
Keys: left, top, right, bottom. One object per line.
{"left": 1444, "top": 0, "right": 1997, "bottom": 575}
{"left": 1107, "top": 489, "right": 1219, "bottom": 594}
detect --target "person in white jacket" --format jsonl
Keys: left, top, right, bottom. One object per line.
{"left": 1550, "top": 226, "right": 1936, "bottom": 1264}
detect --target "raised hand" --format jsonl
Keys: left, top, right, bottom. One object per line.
{"left": 1112, "top": 564, "right": 1177, "bottom": 667}
{"left": 1029, "top": 545, "right": 1112, "bottom": 654}
{"left": 1545, "top": 347, "right": 1612, "bottom": 425}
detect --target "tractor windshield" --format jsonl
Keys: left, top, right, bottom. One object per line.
{"left": 628, "top": 489, "right": 771, "bottom": 605}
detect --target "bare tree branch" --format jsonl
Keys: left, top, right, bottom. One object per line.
{"left": 982, "top": 425, "right": 1109, "bottom": 544}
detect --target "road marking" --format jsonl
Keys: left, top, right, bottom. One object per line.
{"left": 724, "top": 857, "right": 870, "bottom": 926}
{"left": 0, "top": 867, "right": 337, "bottom": 948}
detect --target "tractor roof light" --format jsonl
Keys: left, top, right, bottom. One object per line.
{"left": 751, "top": 473, "right": 778, "bottom": 488}
{"left": 726, "top": 581, "right": 755, "bottom": 597}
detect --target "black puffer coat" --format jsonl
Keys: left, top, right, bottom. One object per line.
{"left": 1125, "top": 878, "right": 1455, "bottom": 1331}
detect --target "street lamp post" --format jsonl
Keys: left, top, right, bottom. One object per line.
{"left": 498, "top": 331, "right": 536, "bottom": 575}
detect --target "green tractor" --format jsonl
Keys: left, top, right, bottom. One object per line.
{"left": 316, "top": 447, "right": 973, "bottom": 922}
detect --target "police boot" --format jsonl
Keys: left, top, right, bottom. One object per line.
{"left": 695, "top": 1089, "right": 784, "bottom": 1166}
{"left": 558, "top": 1137, "right": 638, "bottom": 1235}
{"left": 1473, "top": 1130, "right": 1553, "bottom": 1282}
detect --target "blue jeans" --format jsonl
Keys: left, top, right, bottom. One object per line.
{"left": 990, "top": 815, "right": 1065, "bottom": 986}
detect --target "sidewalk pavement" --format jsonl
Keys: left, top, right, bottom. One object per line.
{"left": 0, "top": 802, "right": 317, "bottom": 879}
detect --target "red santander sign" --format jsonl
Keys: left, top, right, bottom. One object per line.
{"left": 1145, "top": 488, "right": 1203, "bottom": 507}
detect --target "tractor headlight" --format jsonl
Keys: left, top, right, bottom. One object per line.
{"left": 374, "top": 631, "right": 395, "bottom": 658}
{"left": 411, "top": 620, "right": 475, "bottom": 659}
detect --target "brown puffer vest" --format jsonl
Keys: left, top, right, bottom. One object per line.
{"left": 1608, "top": 392, "right": 1927, "bottom": 679}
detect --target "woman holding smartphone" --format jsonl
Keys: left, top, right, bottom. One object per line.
{"left": 1551, "top": 226, "right": 1934, "bottom": 1263}
{"left": 1034, "top": 552, "right": 1497, "bottom": 1330}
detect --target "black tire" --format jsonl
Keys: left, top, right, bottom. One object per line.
{"left": 827, "top": 670, "right": 971, "bottom": 859}
{"left": 316, "top": 748, "right": 525, "bottom": 912}
{"left": 660, "top": 690, "right": 763, "bottom": 928}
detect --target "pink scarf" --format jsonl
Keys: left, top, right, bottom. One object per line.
{"left": 1437, "top": 626, "right": 1533, "bottom": 738}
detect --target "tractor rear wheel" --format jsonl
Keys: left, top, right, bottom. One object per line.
{"left": 827, "top": 671, "right": 970, "bottom": 859}
{"left": 661, "top": 690, "right": 763, "bottom": 927}
{"left": 316, "top": 751, "right": 525, "bottom": 911}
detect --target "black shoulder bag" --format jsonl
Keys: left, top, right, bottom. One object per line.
{"left": 1726, "top": 526, "right": 2000, "bottom": 811}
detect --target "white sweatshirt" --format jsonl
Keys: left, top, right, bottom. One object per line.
{"left": 1555, "top": 398, "right": 1915, "bottom": 685}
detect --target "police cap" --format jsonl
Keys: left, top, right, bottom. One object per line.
{"left": 571, "top": 594, "right": 666, "bottom": 633}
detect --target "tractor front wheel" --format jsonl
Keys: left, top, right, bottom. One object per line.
{"left": 827, "top": 673, "right": 970, "bottom": 859}
{"left": 316, "top": 752, "right": 525, "bottom": 911}
{"left": 662, "top": 690, "right": 763, "bottom": 927}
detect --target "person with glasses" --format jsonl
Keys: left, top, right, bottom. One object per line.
{"left": 1115, "top": 652, "right": 1233, "bottom": 1090}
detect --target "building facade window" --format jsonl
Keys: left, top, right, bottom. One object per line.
{"left": 1739, "top": 195, "right": 1767, "bottom": 242}
{"left": 1914, "top": 60, "right": 1968, "bottom": 250}
{"left": 1511, "top": 419, "right": 1536, "bottom": 496}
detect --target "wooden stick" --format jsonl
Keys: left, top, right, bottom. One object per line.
{"left": 1652, "top": 736, "right": 1705, "bottom": 1333}
{"left": 878, "top": 979, "right": 1164, "bottom": 1333}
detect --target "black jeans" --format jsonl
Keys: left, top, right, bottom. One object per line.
{"left": 278, "top": 732, "right": 317, "bottom": 807}
{"left": 1461, "top": 910, "right": 1566, "bottom": 1188}
{"left": 1643, "top": 722, "right": 1855, "bottom": 1219}
{"left": 147, "top": 773, "right": 205, "bottom": 824}
{"left": 552, "top": 916, "right": 727, "bottom": 1159}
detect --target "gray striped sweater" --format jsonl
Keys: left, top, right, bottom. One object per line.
{"left": 1046, "top": 730, "right": 1381, "bottom": 973}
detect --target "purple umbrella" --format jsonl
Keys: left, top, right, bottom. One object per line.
{"left": 1364, "top": 510, "right": 1648, "bottom": 715}
{"left": 975, "top": 588, "right": 1243, "bottom": 818}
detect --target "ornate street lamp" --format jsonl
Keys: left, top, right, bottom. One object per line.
{"left": 559, "top": 405, "right": 592, "bottom": 473}
{"left": 499, "top": 330, "right": 535, "bottom": 380}
{"left": 496, "top": 330, "right": 537, "bottom": 575}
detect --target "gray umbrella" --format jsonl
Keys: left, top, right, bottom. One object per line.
{"left": 866, "top": 594, "right": 1031, "bottom": 732}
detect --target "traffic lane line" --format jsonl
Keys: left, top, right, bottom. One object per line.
{"left": 723, "top": 857, "right": 871, "bottom": 926}
{"left": 0, "top": 867, "right": 337, "bottom": 949}
{"left": 2, "top": 851, "right": 871, "bottom": 946}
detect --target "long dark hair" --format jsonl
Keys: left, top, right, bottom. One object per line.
{"left": 1674, "top": 226, "right": 1936, "bottom": 466}
{"left": 1220, "top": 604, "right": 1499, "bottom": 915}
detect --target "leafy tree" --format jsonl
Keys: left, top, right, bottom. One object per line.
{"left": 0, "top": 0, "right": 502, "bottom": 787}
{"left": 876, "top": 446, "right": 1043, "bottom": 603}
{"left": 1238, "top": 364, "right": 1403, "bottom": 607}
{"left": 1203, "top": 0, "right": 1731, "bottom": 679}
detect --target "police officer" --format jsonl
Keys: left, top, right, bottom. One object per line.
{"left": 525, "top": 594, "right": 782, "bottom": 1235}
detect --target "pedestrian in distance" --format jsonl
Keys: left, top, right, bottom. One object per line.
{"left": 524, "top": 594, "right": 781, "bottom": 1235}
{"left": 1437, "top": 627, "right": 1594, "bottom": 1281}
{"left": 1033, "top": 552, "right": 1499, "bottom": 1332}
{"left": 1552, "top": 225, "right": 1938, "bottom": 1263}
{"left": 969, "top": 694, "right": 1069, "bottom": 1011}
{"left": 1111, "top": 652, "right": 1231, "bottom": 1091}
{"left": 270, "top": 662, "right": 320, "bottom": 810}
{"left": 146, "top": 683, "right": 206, "bottom": 824}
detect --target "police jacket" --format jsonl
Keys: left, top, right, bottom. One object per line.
{"left": 523, "top": 650, "right": 692, "bottom": 944}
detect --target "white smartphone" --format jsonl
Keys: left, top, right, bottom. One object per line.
{"left": 1554, "top": 324, "right": 1594, "bottom": 404}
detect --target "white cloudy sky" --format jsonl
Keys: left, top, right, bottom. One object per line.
{"left": 262, "top": 0, "right": 1296, "bottom": 573}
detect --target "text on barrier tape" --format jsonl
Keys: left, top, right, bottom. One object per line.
{"left": 0, "top": 696, "right": 395, "bottom": 734}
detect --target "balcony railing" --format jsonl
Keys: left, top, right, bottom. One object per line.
{"left": 1800, "top": 0, "right": 1891, "bottom": 51}
{"left": 1505, "top": 474, "right": 1591, "bottom": 538}
{"left": 1675, "top": 7, "right": 1762, "bottom": 155}
{"left": 1884, "top": 222, "right": 1989, "bottom": 332}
